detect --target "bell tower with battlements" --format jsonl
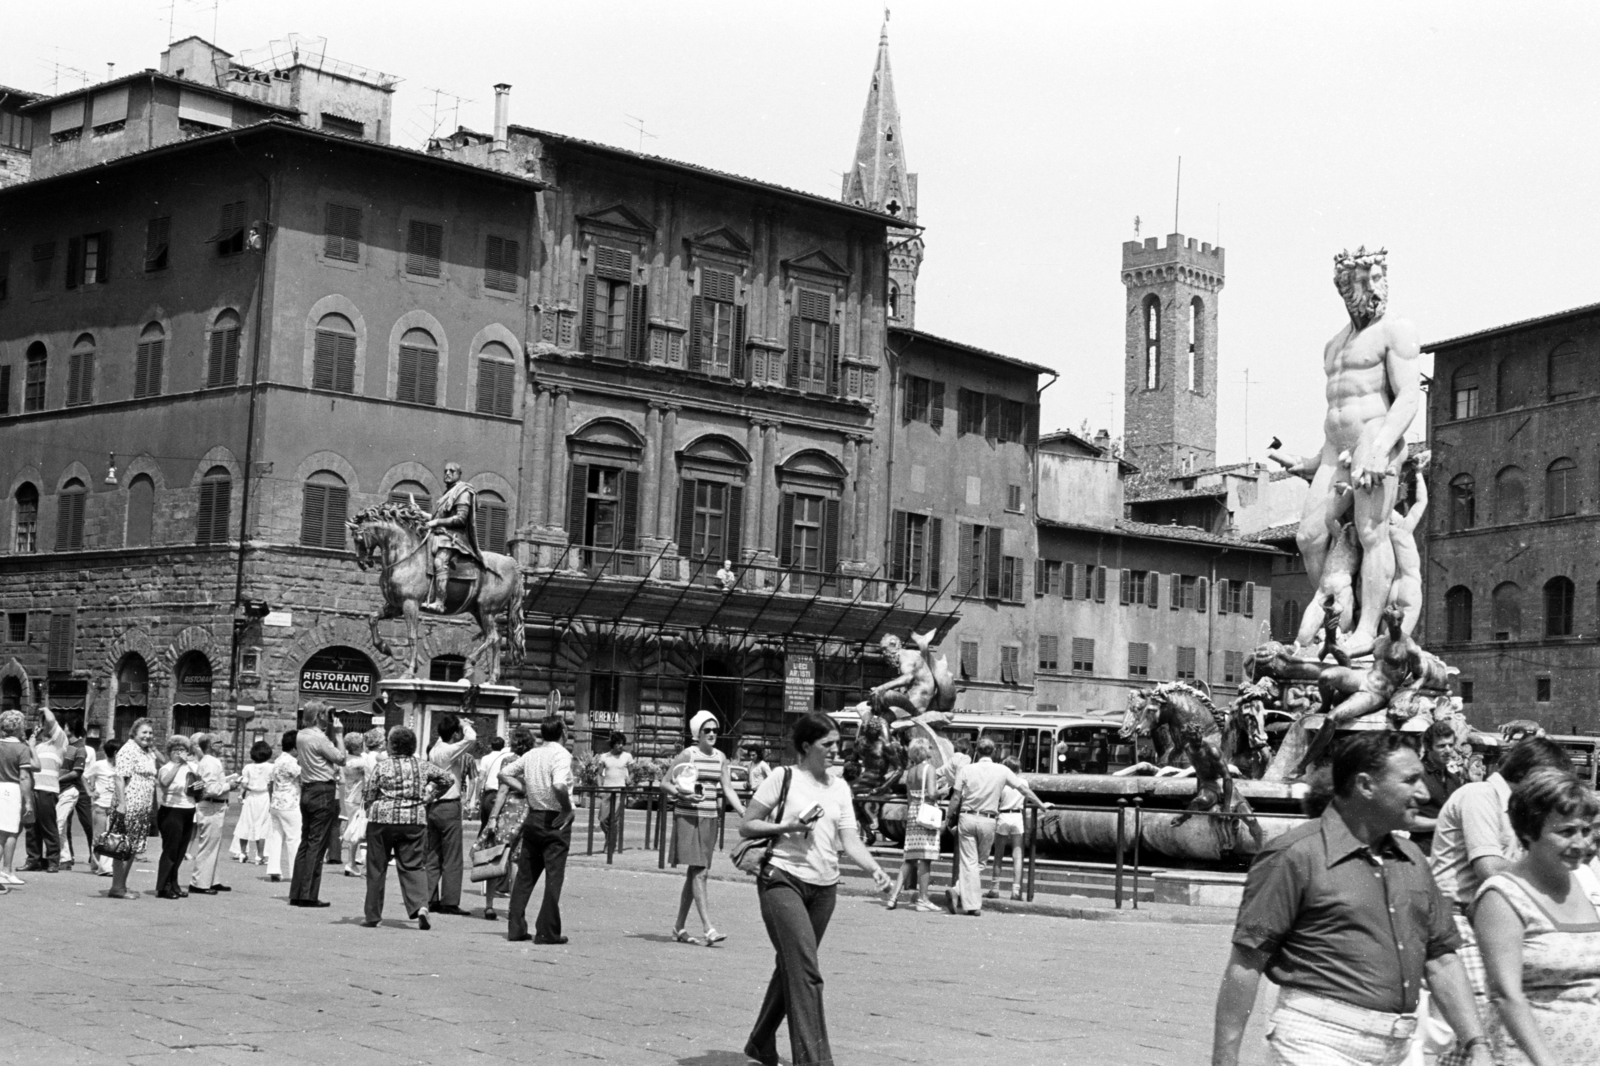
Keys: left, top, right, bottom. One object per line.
{"left": 843, "top": 22, "right": 923, "bottom": 328}
{"left": 1122, "top": 233, "right": 1224, "bottom": 476}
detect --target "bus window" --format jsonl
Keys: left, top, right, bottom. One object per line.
{"left": 1020, "top": 730, "right": 1041, "bottom": 774}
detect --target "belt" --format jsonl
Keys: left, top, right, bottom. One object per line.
{"left": 1277, "top": 988, "right": 1417, "bottom": 1039}
{"left": 965, "top": 810, "right": 998, "bottom": 819}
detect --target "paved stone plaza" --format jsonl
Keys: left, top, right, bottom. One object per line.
{"left": 0, "top": 827, "right": 1273, "bottom": 1066}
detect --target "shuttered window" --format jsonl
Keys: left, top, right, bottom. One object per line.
{"left": 65, "top": 231, "right": 111, "bottom": 287}
{"left": 778, "top": 491, "right": 840, "bottom": 593}
{"left": 13, "top": 484, "right": 38, "bottom": 552}
{"left": 475, "top": 344, "right": 517, "bottom": 417}
{"left": 1176, "top": 646, "right": 1197, "bottom": 679}
{"left": 690, "top": 268, "right": 742, "bottom": 378}
{"left": 300, "top": 474, "right": 350, "bottom": 549}
{"left": 1000, "top": 555, "right": 1023, "bottom": 601}
{"left": 388, "top": 482, "right": 431, "bottom": 513}
{"left": 313, "top": 315, "right": 357, "bottom": 393}
{"left": 789, "top": 289, "right": 836, "bottom": 395}
{"left": 212, "top": 202, "right": 246, "bottom": 257}
{"left": 134, "top": 327, "right": 165, "bottom": 399}
{"left": 66, "top": 341, "right": 94, "bottom": 406}
{"left": 55, "top": 480, "right": 87, "bottom": 551}
{"left": 324, "top": 203, "right": 362, "bottom": 263}
{"left": 959, "top": 640, "right": 978, "bottom": 680}
{"left": 1128, "top": 642, "right": 1150, "bottom": 677}
{"left": 474, "top": 491, "right": 509, "bottom": 554}
{"left": 677, "top": 477, "right": 744, "bottom": 567}
{"left": 901, "top": 375, "right": 944, "bottom": 426}
{"left": 957, "top": 388, "right": 985, "bottom": 435}
{"left": 1083, "top": 564, "right": 1106, "bottom": 602}
{"left": 195, "top": 467, "right": 231, "bottom": 544}
{"left": 207, "top": 313, "right": 242, "bottom": 387}
{"left": 396, "top": 329, "right": 439, "bottom": 405}
{"left": 144, "top": 216, "right": 170, "bottom": 272}
{"left": 1038, "top": 634, "right": 1059, "bottom": 671}
{"left": 1000, "top": 646, "right": 1019, "bottom": 685}
{"left": 484, "top": 235, "right": 519, "bottom": 292}
{"left": 47, "top": 610, "right": 76, "bottom": 673}
{"left": 405, "top": 220, "right": 443, "bottom": 277}
{"left": 892, "top": 511, "right": 940, "bottom": 589}
{"left": 1071, "top": 638, "right": 1095, "bottom": 673}
{"left": 1223, "top": 651, "right": 1243, "bottom": 684}
{"left": 568, "top": 464, "right": 643, "bottom": 573}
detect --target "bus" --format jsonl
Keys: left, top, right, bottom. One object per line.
{"left": 937, "top": 714, "right": 1137, "bottom": 775}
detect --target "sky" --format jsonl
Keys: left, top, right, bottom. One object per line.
{"left": 9, "top": 1, "right": 1600, "bottom": 464}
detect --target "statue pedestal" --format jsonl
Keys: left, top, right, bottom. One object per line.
{"left": 378, "top": 679, "right": 520, "bottom": 747}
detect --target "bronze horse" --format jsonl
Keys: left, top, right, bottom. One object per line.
{"left": 1122, "top": 682, "right": 1266, "bottom": 853}
{"left": 347, "top": 503, "right": 525, "bottom": 681}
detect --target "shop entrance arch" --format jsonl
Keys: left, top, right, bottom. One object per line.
{"left": 299, "top": 646, "right": 381, "bottom": 733}
{"left": 114, "top": 654, "right": 150, "bottom": 740}
{"left": 172, "top": 651, "right": 214, "bottom": 735}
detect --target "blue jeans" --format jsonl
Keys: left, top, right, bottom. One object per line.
{"left": 750, "top": 865, "right": 837, "bottom": 1066}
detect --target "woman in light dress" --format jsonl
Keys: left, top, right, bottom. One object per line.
{"left": 109, "top": 717, "right": 159, "bottom": 899}
{"left": 886, "top": 737, "right": 940, "bottom": 911}
{"left": 231, "top": 741, "right": 274, "bottom": 863}
{"left": 663, "top": 710, "right": 744, "bottom": 945}
{"left": 0, "top": 709, "right": 39, "bottom": 889}
{"left": 1474, "top": 768, "right": 1600, "bottom": 1066}
{"left": 340, "top": 732, "right": 371, "bottom": 877}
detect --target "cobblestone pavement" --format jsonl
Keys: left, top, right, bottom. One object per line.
{"left": 0, "top": 818, "right": 1271, "bottom": 1066}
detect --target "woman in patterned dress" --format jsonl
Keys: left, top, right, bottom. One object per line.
{"left": 886, "top": 737, "right": 941, "bottom": 912}
{"left": 109, "top": 717, "right": 159, "bottom": 899}
{"left": 663, "top": 710, "right": 744, "bottom": 945}
{"left": 1474, "top": 768, "right": 1600, "bottom": 1066}
{"left": 480, "top": 726, "right": 535, "bottom": 921}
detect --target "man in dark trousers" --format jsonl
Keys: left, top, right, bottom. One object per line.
{"left": 288, "top": 700, "right": 345, "bottom": 908}
{"left": 493, "top": 718, "right": 574, "bottom": 944}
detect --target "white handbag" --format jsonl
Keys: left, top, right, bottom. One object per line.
{"left": 912, "top": 767, "right": 942, "bottom": 831}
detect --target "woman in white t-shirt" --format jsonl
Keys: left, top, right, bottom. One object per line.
{"left": 153, "top": 735, "right": 199, "bottom": 899}
{"left": 739, "top": 712, "right": 891, "bottom": 1066}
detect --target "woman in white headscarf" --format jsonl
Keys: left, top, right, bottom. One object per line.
{"left": 662, "top": 710, "right": 744, "bottom": 944}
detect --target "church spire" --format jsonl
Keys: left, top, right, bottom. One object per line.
{"left": 843, "top": 20, "right": 923, "bottom": 328}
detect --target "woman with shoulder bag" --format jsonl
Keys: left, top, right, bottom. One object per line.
{"left": 739, "top": 712, "right": 892, "bottom": 1066}
{"left": 885, "top": 737, "right": 941, "bottom": 912}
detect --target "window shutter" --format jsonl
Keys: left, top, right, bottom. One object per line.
{"left": 418, "top": 346, "right": 438, "bottom": 405}
{"left": 475, "top": 359, "right": 495, "bottom": 414}
{"left": 1196, "top": 577, "right": 1209, "bottom": 613}
{"left": 786, "top": 316, "right": 801, "bottom": 389}
{"left": 145, "top": 339, "right": 163, "bottom": 397}
{"left": 1147, "top": 572, "right": 1160, "bottom": 608}
{"left": 1169, "top": 573, "right": 1180, "bottom": 611}
{"left": 135, "top": 342, "right": 152, "bottom": 398}
{"left": 1062, "top": 562, "right": 1075, "bottom": 599}
{"left": 677, "top": 478, "right": 697, "bottom": 556}
{"left": 1244, "top": 581, "right": 1256, "bottom": 618}
{"left": 208, "top": 330, "right": 226, "bottom": 387}
{"left": 580, "top": 276, "right": 597, "bottom": 354}
{"left": 891, "top": 510, "right": 908, "bottom": 582}
{"left": 301, "top": 484, "right": 327, "bottom": 546}
{"left": 930, "top": 381, "right": 945, "bottom": 430}
{"left": 196, "top": 480, "right": 215, "bottom": 543}
{"left": 1034, "top": 558, "right": 1046, "bottom": 598}
{"left": 487, "top": 502, "right": 508, "bottom": 554}
{"left": 48, "top": 611, "right": 75, "bottom": 672}
{"left": 94, "top": 231, "right": 111, "bottom": 284}
{"left": 928, "top": 517, "right": 942, "bottom": 588}
{"left": 65, "top": 236, "right": 81, "bottom": 289}
{"left": 823, "top": 497, "right": 841, "bottom": 580}
{"left": 211, "top": 479, "right": 231, "bottom": 544}
{"left": 1024, "top": 403, "right": 1040, "bottom": 446}
{"left": 323, "top": 486, "right": 348, "bottom": 549}
{"left": 335, "top": 334, "right": 356, "bottom": 393}
{"left": 984, "top": 394, "right": 1001, "bottom": 443}
{"left": 732, "top": 305, "right": 746, "bottom": 380}
{"left": 828, "top": 324, "right": 842, "bottom": 396}
{"left": 620, "top": 469, "right": 640, "bottom": 552}
{"left": 688, "top": 296, "right": 703, "bottom": 372}
{"left": 629, "top": 284, "right": 649, "bottom": 362}
{"left": 984, "top": 527, "right": 1002, "bottom": 599}
{"left": 145, "top": 216, "right": 170, "bottom": 271}
{"left": 222, "top": 328, "right": 240, "bottom": 385}
{"left": 397, "top": 345, "right": 418, "bottom": 403}
{"left": 957, "top": 523, "right": 975, "bottom": 595}
{"left": 778, "top": 493, "right": 796, "bottom": 566}
{"left": 566, "top": 463, "right": 589, "bottom": 547}
{"left": 1095, "top": 567, "right": 1106, "bottom": 602}
{"left": 725, "top": 484, "right": 744, "bottom": 565}
{"left": 1119, "top": 569, "right": 1131, "bottom": 605}
{"left": 901, "top": 378, "right": 916, "bottom": 422}
{"left": 1217, "top": 579, "right": 1230, "bottom": 615}
{"left": 313, "top": 332, "right": 336, "bottom": 390}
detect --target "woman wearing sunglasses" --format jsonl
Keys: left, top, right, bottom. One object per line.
{"left": 663, "top": 710, "right": 744, "bottom": 945}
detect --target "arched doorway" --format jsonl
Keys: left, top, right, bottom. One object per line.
{"left": 172, "top": 651, "right": 214, "bottom": 735}
{"left": 1, "top": 676, "right": 22, "bottom": 714}
{"left": 114, "top": 654, "right": 149, "bottom": 740}
{"left": 299, "top": 645, "right": 380, "bottom": 733}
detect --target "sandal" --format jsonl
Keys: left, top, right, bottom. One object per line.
{"left": 672, "top": 928, "right": 694, "bottom": 944}
{"left": 914, "top": 900, "right": 940, "bottom": 912}
{"left": 885, "top": 895, "right": 898, "bottom": 910}
{"left": 1010, "top": 891, "right": 1024, "bottom": 901}
{"left": 704, "top": 928, "right": 727, "bottom": 946}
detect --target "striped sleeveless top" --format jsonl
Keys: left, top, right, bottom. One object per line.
{"left": 674, "top": 746, "right": 726, "bottom": 816}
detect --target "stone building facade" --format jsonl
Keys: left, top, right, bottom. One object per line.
{"left": 0, "top": 86, "right": 38, "bottom": 189}
{"left": 1425, "top": 301, "right": 1600, "bottom": 733}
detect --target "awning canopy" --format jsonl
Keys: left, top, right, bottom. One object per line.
{"left": 522, "top": 568, "right": 960, "bottom": 649}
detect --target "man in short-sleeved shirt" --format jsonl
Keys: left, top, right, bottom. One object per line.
{"left": 944, "top": 739, "right": 1043, "bottom": 915}
{"left": 496, "top": 717, "right": 574, "bottom": 943}
{"left": 24, "top": 708, "right": 67, "bottom": 871}
{"left": 597, "top": 732, "right": 633, "bottom": 851}
{"left": 1212, "top": 732, "right": 1489, "bottom": 1066}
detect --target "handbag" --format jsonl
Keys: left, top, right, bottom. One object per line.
{"left": 911, "top": 766, "right": 942, "bottom": 831}
{"left": 731, "top": 768, "right": 792, "bottom": 876}
{"left": 184, "top": 768, "right": 207, "bottom": 802}
{"left": 340, "top": 809, "right": 368, "bottom": 845}
{"left": 94, "top": 810, "right": 136, "bottom": 861}
{"left": 469, "top": 837, "right": 511, "bottom": 883}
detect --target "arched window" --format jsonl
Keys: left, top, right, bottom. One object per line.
{"left": 1445, "top": 585, "right": 1473, "bottom": 642}
{"left": 1450, "top": 474, "right": 1476, "bottom": 531}
{"left": 888, "top": 282, "right": 900, "bottom": 321}
{"left": 207, "top": 309, "right": 242, "bottom": 387}
{"left": 1143, "top": 295, "right": 1160, "bottom": 390}
{"left": 55, "top": 478, "right": 86, "bottom": 551}
{"left": 114, "top": 653, "right": 150, "bottom": 740}
{"left": 1548, "top": 339, "right": 1589, "bottom": 402}
{"left": 24, "top": 342, "right": 46, "bottom": 412}
{"left": 312, "top": 313, "right": 356, "bottom": 393}
{"left": 1495, "top": 465, "right": 1527, "bottom": 524}
{"left": 1451, "top": 364, "right": 1480, "bottom": 420}
{"left": 397, "top": 327, "right": 439, "bottom": 405}
{"left": 1492, "top": 581, "right": 1523, "bottom": 641}
{"left": 134, "top": 323, "right": 165, "bottom": 399}
{"left": 1545, "top": 577, "right": 1576, "bottom": 637}
{"left": 474, "top": 490, "right": 509, "bottom": 554}
{"left": 196, "top": 466, "right": 231, "bottom": 544}
{"left": 1187, "top": 297, "right": 1203, "bottom": 392}
{"left": 1546, "top": 457, "right": 1577, "bottom": 518}
{"left": 777, "top": 450, "right": 846, "bottom": 595}
{"left": 301, "top": 470, "right": 349, "bottom": 549}
{"left": 12, "top": 483, "right": 38, "bottom": 552}
{"left": 388, "top": 480, "right": 431, "bottom": 512}
{"left": 126, "top": 474, "right": 154, "bottom": 547}
{"left": 475, "top": 340, "right": 516, "bottom": 417}
{"left": 0, "top": 676, "right": 20, "bottom": 713}
{"left": 66, "top": 333, "right": 95, "bottom": 407}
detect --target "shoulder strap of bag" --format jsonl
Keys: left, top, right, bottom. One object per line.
{"left": 774, "top": 766, "right": 793, "bottom": 824}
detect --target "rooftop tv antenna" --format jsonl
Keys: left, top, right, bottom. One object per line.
{"left": 624, "top": 114, "right": 657, "bottom": 153}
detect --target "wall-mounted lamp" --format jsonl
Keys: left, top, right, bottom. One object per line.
{"left": 103, "top": 452, "right": 118, "bottom": 486}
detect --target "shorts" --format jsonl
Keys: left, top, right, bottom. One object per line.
{"left": 0, "top": 782, "right": 19, "bottom": 834}
{"left": 996, "top": 811, "right": 1025, "bottom": 838}
{"left": 673, "top": 813, "right": 718, "bottom": 868}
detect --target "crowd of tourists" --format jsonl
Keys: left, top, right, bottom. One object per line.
{"left": 1213, "top": 726, "right": 1600, "bottom": 1066}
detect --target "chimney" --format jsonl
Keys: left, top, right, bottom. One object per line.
{"left": 493, "top": 83, "right": 511, "bottom": 152}
{"left": 1093, "top": 428, "right": 1111, "bottom": 453}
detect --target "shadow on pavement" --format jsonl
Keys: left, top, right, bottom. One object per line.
{"left": 626, "top": 932, "right": 692, "bottom": 944}
{"left": 675, "top": 1052, "right": 751, "bottom": 1066}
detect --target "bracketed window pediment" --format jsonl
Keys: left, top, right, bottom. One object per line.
{"left": 777, "top": 448, "right": 847, "bottom": 491}
{"left": 577, "top": 202, "right": 654, "bottom": 243}
{"left": 678, "top": 434, "right": 751, "bottom": 476}
{"left": 686, "top": 225, "right": 752, "bottom": 259}
{"left": 781, "top": 249, "right": 849, "bottom": 282}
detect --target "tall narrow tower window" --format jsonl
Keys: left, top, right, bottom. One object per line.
{"left": 1188, "top": 298, "right": 1203, "bottom": 392}
{"left": 1144, "top": 296, "right": 1161, "bottom": 390}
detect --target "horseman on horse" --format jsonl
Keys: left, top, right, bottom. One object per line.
{"left": 421, "top": 462, "right": 483, "bottom": 615}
